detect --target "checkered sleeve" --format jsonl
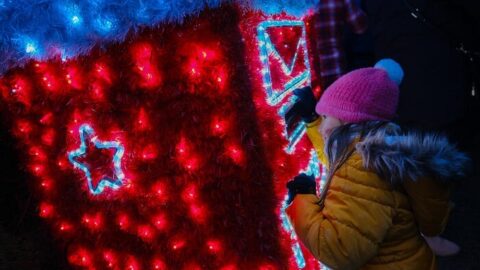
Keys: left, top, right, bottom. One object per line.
{"left": 315, "top": 0, "right": 367, "bottom": 88}
{"left": 345, "top": 0, "right": 368, "bottom": 34}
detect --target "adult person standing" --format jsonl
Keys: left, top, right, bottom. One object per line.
{"left": 314, "top": 0, "right": 368, "bottom": 88}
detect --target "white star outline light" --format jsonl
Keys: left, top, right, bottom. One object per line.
{"left": 68, "top": 124, "right": 125, "bottom": 195}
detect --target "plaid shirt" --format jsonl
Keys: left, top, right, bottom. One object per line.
{"left": 315, "top": 0, "right": 367, "bottom": 88}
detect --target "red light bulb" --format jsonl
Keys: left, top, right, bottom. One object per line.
{"left": 102, "top": 250, "right": 117, "bottom": 268}
{"left": 152, "top": 212, "right": 168, "bottom": 231}
{"left": 211, "top": 117, "right": 228, "bottom": 136}
{"left": 152, "top": 258, "right": 166, "bottom": 270}
{"left": 206, "top": 239, "right": 222, "bottom": 253}
{"left": 150, "top": 181, "right": 168, "bottom": 202}
{"left": 41, "top": 128, "right": 56, "bottom": 146}
{"left": 137, "top": 224, "right": 155, "bottom": 241}
{"left": 182, "top": 184, "right": 197, "bottom": 202}
{"left": 198, "top": 48, "right": 216, "bottom": 61}
{"left": 176, "top": 137, "right": 187, "bottom": 155}
{"left": 94, "top": 62, "right": 112, "bottom": 84}
{"left": 220, "top": 264, "right": 238, "bottom": 270}
{"left": 31, "top": 163, "right": 45, "bottom": 176}
{"left": 39, "top": 202, "right": 54, "bottom": 218}
{"left": 57, "top": 157, "right": 68, "bottom": 170}
{"left": 58, "top": 221, "right": 72, "bottom": 232}
{"left": 131, "top": 43, "right": 161, "bottom": 88}
{"left": 184, "top": 157, "right": 199, "bottom": 171}
{"left": 117, "top": 213, "right": 130, "bottom": 230}
{"left": 131, "top": 43, "right": 153, "bottom": 60}
{"left": 189, "top": 204, "right": 207, "bottom": 223}
{"left": 65, "top": 66, "right": 83, "bottom": 90}
{"left": 215, "top": 68, "right": 227, "bottom": 89}
{"left": 136, "top": 108, "right": 150, "bottom": 131}
{"left": 68, "top": 247, "right": 92, "bottom": 267}
{"left": 140, "top": 144, "right": 158, "bottom": 160}
{"left": 71, "top": 109, "right": 82, "bottom": 124}
{"left": 29, "top": 146, "right": 47, "bottom": 160}
{"left": 9, "top": 76, "right": 30, "bottom": 98}
{"left": 39, "top": 112, "right": 54, "bottom": 125}
{"left": 138, "top": 64, "right": 161, "bottom": 88}
{"left": 226, "top": 144, "right": 245, "bottom": 165}
{"left": 16, "top": 120, "right": 32, "bottom": 136}
{"left": 40, "top": 178, "right": 53, "bottom": 191}
{"left": 82, "top": 212, "right": 103, "bottom": 231}
{"left": 126, "top": 256, "right": 140, "bottom": 270}
{"left": 90, "top": 81, "right": 105, "bottom": 100}
{"left": 40, "top": 72, "right": 58, "bottom": 92}
{"left": 171, "top": 239, "right": 185, "bottom": 251}
{"left": 189, "top": 60, "right": 200, "bottom": 77}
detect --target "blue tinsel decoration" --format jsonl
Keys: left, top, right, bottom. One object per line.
{"left": 0, "top": 0, "right": 318, "bottom": 74}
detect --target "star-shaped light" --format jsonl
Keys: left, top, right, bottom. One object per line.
{"left": 68, "top": 124, "right": 125, "bottom": 195}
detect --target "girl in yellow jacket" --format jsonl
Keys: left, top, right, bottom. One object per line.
{"left": 285, "top": 59, "right": 470, "bottom": 270}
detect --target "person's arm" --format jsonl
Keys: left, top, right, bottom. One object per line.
{"left": 345, "top": 0, "right": 368, "bottom": 34}
{"left": 286, "top": 185, "right": 394, "bottom": 269}
{"left": 315, "top": 0, "right": 346, "bottom": 87}
{"left": 315, "top": 0, "right": 368, "bottom": 87}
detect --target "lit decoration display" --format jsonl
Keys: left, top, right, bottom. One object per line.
{"left": 241, "top": 14, "right": 327, "bottom": 269}
{"left": 255, "top": 19, "right": 315, "bottom": 268}
{"left": 68, "top": 124, "right": 125, "bottom": 195}
{"left": 0, "top": 2, "right": 327, "bottom": 269}
{"left": 256, "top": 19, "right": 311, "bottom": 155}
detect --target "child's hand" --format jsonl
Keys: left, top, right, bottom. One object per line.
{"left": 423, "top": 235, "right": 461, "bottom": 256}
{"left": 285, "top": 86, "right": 318, "bottom": 128}
{"left": 286, "top": 173, "right": 316, "bottom": 205}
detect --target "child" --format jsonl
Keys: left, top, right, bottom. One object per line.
{"left": 285, "top": 59, "right": 470, "bottom": 270}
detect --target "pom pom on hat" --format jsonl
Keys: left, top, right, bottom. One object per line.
{"left": 374, "top": 58, "right": 404, "bottom": 86}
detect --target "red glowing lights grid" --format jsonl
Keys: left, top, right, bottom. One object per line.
{"left": 0, "top": 5, "right": 323, "bottom": 270}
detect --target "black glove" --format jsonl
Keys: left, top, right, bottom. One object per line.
{"left": 285, "top": 86, "right": 318, "bottom": 132}
{"left": 286, "top": 173, "right": 316, "bottom": 205}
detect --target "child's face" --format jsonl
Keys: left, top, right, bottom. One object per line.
{"left": 318, "top": 115, "right": 343, "bottom": 142}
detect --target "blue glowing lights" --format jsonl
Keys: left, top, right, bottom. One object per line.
{"left": 278, "top": 95, "right": 307, "bottom": 154}
{"left": 257, "top": 21, "right": 317, "bottom": 267}
{"left": 281, "top": 194, "right": 307, "bottom": 268}
{"left": 68, "top": 124, "right": 125, "bottom": 195}
{"left": 0, "top": 1, "right": 320, "bottom": 74}
{"left": 12, "top": 35, "right": 40, "bottom": 56}
{"left": 256, "top": 20, "right": 311, "bottom": 106}
{"left": 71, "top": 15, "right": 81, "bottom": 25}
{"left": 280, "top": 150, "right": 325, "bottom": 269}
{"left": 25, "top": 43, "right": 37, "bottom": 54}
{"left": 257, "top": 20, "right": 311, "bottom": 154}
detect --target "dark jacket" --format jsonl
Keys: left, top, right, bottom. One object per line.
{"left": 365, "top": 0, "right": 479, "bottom": 128}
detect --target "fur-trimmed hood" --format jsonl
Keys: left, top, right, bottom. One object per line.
{"left": 355, "top": 123, "right": 471, "bottom": 184}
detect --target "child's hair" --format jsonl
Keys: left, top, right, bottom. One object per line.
{"left": 325, "top": 121, "right": 389, "bottom": 177}
{"left": 326, "top": 121, "right": 472, "bottom": 185}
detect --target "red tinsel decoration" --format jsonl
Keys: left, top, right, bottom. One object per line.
{"left": 0, "top": 4, "right": 324, "bottom": 269}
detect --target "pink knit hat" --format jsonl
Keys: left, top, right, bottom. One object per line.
{"left": 316, "top": 59, "right": 403, "bottom": 123}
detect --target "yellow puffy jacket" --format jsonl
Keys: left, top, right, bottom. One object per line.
{"left": 286, "top": 119, "right": 469, "bottom": 270}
